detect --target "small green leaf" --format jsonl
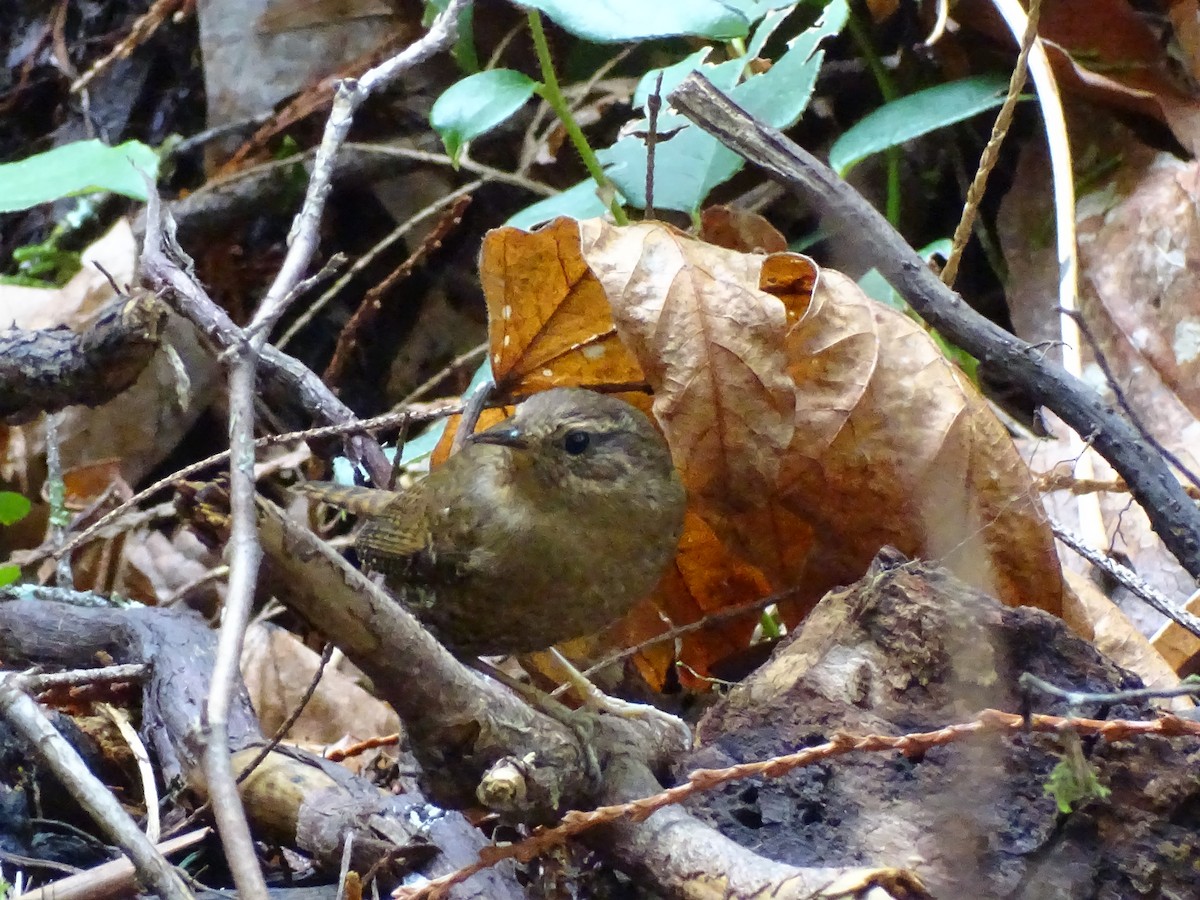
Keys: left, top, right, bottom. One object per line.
{"left": 519, "top": 0, "right": 748, "bottom": 42}
{"left": 431, "top": 69, "right": 538, "bottom": 164}
{"left": 829, "top": 75, "right": 1015, "bottom": 177}
{"left": 0, "top": 139, "right": 159, "bottom": 212}
{"left": 0, "top": 565, "right": 18, "bottom": 588}
{"left": 426, "top": 0, "right": 480, "bottom": 72}
{"left": 11, "top": 241, "right": 82, "bottom": 286}
{"left": 0, "top": 492, "right": 31, "bottom": 526}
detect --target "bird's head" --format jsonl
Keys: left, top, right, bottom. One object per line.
{"left": 469, "top": 388, "right": 682, "bottom": 511}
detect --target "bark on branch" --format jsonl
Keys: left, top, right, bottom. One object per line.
{"left": 0, "top": 293, "right": 164, "bottom": 424}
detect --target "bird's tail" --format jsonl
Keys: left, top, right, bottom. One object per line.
{"left": 296, "top": 481, "right": 396, "bottom": 516}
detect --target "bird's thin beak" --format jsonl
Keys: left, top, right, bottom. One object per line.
{"left": 469, "top": 422, "right": 529, "bottom": 450}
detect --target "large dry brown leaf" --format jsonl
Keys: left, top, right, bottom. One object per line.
{"left": 957, "top": 0, "right": 1200, "bottom": 154}
{"left": 1078, "top": 152, "right": 1200, "bottom": 423}
{"left": 772, "top": 268, "right": 1063, "bottom": 621}
{"left": 241, "top": 623, "right": 401, "bottom": 771}
{"left": 999, "top": 135, "right": 1197, "bottom": 645}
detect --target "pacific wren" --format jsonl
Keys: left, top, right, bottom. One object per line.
{"left": 300, "top": 388, "right": 686, "bottom": 656}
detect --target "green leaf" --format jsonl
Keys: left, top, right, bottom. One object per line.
{"left": 0, "top": 565, "right": 18, "bottom": 588}
{"left": 0, "top": 492, "right": 31, "bottom": 526}
{"left": 0, "top": 139, "right": 159, "bottom": 212}
{"left": 11, "top": 241, "right": 82, "bottom": 285}
{"left": 828, "top": 74, "right": 1014, "bottom": 177}
{"left": 601, "top": 0, "right": 847, "bottom": 213}
{"left": 431, "top": 69, "right": 538, "bottom": 163}
{"left": 518, "top": 0, "right": 749, "bottom": 42}
{"left": 506, "top": 179, "right": 616, "bottom": 230}
{"left": 722, "top": 0, "right": 802, "bottom": 21}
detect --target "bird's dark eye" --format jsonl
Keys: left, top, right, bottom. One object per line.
{"left": 563, "top": 430, "right": 591, "bottom": 455}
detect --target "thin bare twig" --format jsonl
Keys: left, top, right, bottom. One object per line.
{"left": 205, "top": 3, "right": 470, "bottom": 892}
{"left": 1061, "top": 307, "right": 1200, "bottom": 492}
{"left": 99, "top": 701, "right": 161, "bottom": 842}
{"left": 247, "top": 0, "right": 471, "bottom": 341}
{"left": 235, "top": 643, "right": 335, "bottom": 785}
{"left": 322, "top": 193, "right": 473, "bottom": 390}
{"left": 19, "top": 663, "right": 148, "bottom": 693}
{"left": 54, "top": 400, "right": 456, "bottom": 562}
{"left": 137, "top": 6, "right": 470, "bottom": 897}
{"left": 644, "top": 73, "right": 663, "bottom": 220}
{"left": 1034, "top": 471, "right": 1200, "bottom": 500}
{"left": 44, "top": 413, "right": 74, "bottom": 588}
{"left": 941, "top": 0, "right": 1040, "bottom": 286}
{"left": 71, "top": 0, "right": 186, "bottom": 92}
{"left": 1020, "top": 672, "right": 1200, "bottom": 706}
{"left": 17, "top": 828, "right": 211, "bottom": 900}
{"left": 278, "top": 180, "right": 481, "bottom": 349}
{"left": 1050, "top": 517, "right": 1200, "bottom": 638}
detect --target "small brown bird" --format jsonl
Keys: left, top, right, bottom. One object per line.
{"left": 299, "top": 388, "right": 686, "bottom": 656}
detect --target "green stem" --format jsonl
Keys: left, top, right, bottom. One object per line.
{"left": 527, "top": 9, "right": 628, "bottom": 225}
{"left": 845, "top": 10, "right": 902, "bottom": 227}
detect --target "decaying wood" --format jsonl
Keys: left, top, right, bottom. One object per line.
{"left": 680, "top": 550, "right": 1200, "bottom": 898}
{"left": 0, "top": 596, "right": 522, "bottom": 898}
{"left": 0, "top": 293, "right": 165, "bottom": 424}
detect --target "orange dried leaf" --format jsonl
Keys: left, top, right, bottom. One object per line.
{"left": 467, "top": 218, "right": 1064, "bottom": 689}
{"left": 624, "top": 508, "right": 774, "bottom": 691}
{"left": 699, "top": 205, "right": 788, "bottom": 254}
{"left": 429, "top": 407, "right": 511, "bottom": 468}
{"left": 479, "top": 217, "right": 644, "bottom": 394}
{"left": 63, "top": 458, "right": 128, "bottom": 508}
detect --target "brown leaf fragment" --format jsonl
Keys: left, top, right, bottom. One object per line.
{"left": 578, "top": 219, "right": 798, "bottom": 508}
{"left": 1063, "top": 570, "right": 1184, "bottom": 698}
{"left": 625, "top": 508, "right": 774, "bottom": 691}
{"left": 1077, "top": 152, "right": 1200, "bottom": 422}
{"left": 479, "top": 217, "right": 644, "bottom": 395}
{"left": 698, "top": 205, "right": 788, "bottom": 254}
{"left": 958, "top": 0, "right": 1200, "bottom": 154}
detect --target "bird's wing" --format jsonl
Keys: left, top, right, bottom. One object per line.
{"left": 356, "top": 488, "right": 430, "bottom": 561}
